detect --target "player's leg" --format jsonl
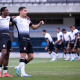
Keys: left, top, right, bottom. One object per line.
{"left": 3, "top": 40, "right": 13, "bottom": 77}
{"left": 77, "top": 48, "right": 80, "bottom": 61}
{"left": 0, "top": 49, "right": 7, "bottom": 77}
{"left": 64, "top": 47, "right": 70, "bottom": 61}
{"left": 47, "top": 43, "right": 56, "bottom": 61}
{"left": 15, "top": 40, "right": 27, "bottom": 76}
{"left": 70, "top": 48, "right": 76, "bottom": 61}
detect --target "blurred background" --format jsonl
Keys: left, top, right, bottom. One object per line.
{"left": 0, "top": 0, "right": 80, "bottom": 54}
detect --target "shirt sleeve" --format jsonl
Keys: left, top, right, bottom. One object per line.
{"left": 10, "top": 17, "right": 17, "bottom": 25}
{"left": 29, "top": 21, "right": 33, "bottom": 26}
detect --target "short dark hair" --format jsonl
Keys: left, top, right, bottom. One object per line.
{"left": 57, "top": 28, "right": 60, "bottom": 30}
{"left": 73, "top": 25, "right": 76, "bottom": 28}
{"left": 42, "top": 30, "right": 46, "bottom": 32}
{"left": 70, "top": 26, "right": 72, "bottom": 28}
{"left": 0, "top": 7, "right": 7, "bottom": 14}
{"left": 62, "top": 29, "right": 66, "bottom": 32}
{"left": 18, "top": 7, "right": 26, "bottom": 12}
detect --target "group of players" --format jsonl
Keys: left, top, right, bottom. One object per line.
{"left": 42, "top": 25, "right": 80, "bottom": 62}
{"left": 0, "top": 7, "right": 44, "bottom": 77}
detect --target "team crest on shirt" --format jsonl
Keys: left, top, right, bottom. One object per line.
{"left": 24, "top": 47, "right": 26, "bottom": 50}
{"left": 3, "top": 44, "right": 6, "bottom": 48}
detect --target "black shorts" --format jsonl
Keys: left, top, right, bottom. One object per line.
{"left": 65, "top": 41, "right": 68, "bottom": 47}
{"left": 18, "top": 39, "right": 34, "bottom": 53}
{"left": 76, "top": 39, "right": 80, "bottom": 48}
{"left": 0, "top": 37, "right": 11, "bottom": 51}
{"left": 48, "top": 42, "right": 54, "bottom": 51}
{"left": 56, "top": 42, "right": 64, "bottom": 50}
{"left": 70, "top": 40, "right": 75, "bottom": 50}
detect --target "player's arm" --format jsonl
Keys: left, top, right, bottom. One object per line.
{"left": 9, "top": 16, "right": 17, "bottom": 26}
{"left": 54, "top": 36, "right": 62, "bottom": 44}
{"left": 45, "top": 39, "right": 49, "bottom": 50}
{"left": 30, "top": 21, "right": 44, "bottom": 30}
{"left": 74, "top": 34, "right": 78, "bottom": 47}
{"left": 68, "top": 37, "right": 71, "bottom": 48}
{"left": 59, "top": 39, "right": 65, "bottom": 45}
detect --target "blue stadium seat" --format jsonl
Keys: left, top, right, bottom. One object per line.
{"left": 41, "top": 42, "right": 47, "bottom": 47}
{"left": 12, "top": 42, "right": 17, "bottom": 47}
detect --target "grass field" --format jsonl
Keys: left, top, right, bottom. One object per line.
{"left": 0, "top": 58, "right": 80, "bottom": 80}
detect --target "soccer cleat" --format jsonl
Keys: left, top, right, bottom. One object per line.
{"left": 3, "top": 73, "right": 13, "bottom": 77}
{"left": 14, "top": 67, "right": 20, "bottom": 76}
{"left": 64, "top": 58, "right": 69, "bottom": 61}
{"left": 50, "top": 59, "right": 56, "bottom": 61}
{"left": 70, "top": 59, "right": 74, "bottom": 61}
{"left": 21, "top": 73, "right": 32, "bottom": 77}
{"left": 75, "top": 57, "right": 78, "bottom": 61}
{"left": 77, "top": 58, "right": 80, "bottom": 61}
{"left": 0, "top": 71, "right": 2, "bottom": 78}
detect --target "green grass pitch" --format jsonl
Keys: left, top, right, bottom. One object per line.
{"left": 0, "top": 58, "right": 80, "bottom": 80}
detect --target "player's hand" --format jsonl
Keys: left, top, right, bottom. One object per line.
{"left": 74, "top": 44, "right": 76, "bottom": 47}
{"left": 45, "top": 47, "right": 47, "bottom": 50}
{"left": 12, "top": 16, "right": 16, "bottom": 19}
{"left": 26, "top": 16, "right": 31, "bottom": 21}
{"left": 40, "top": 21, "right": 44, "bottom": 25}
{"left": 59, "top": 42, "right": 61, "bottom": 45}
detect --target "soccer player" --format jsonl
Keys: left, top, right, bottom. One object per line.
{"left": 74, "top": 30, "right": 80, "bottom": 61}
{"left": 72, "top": 25, "right": 79, "bottom": 61}
{"left": 0, "top": 7, "right": 13, "bottom": 77}
{"left": 13, "top": 7, "right": 44, "bottom": 77}
{"left": 42, "top": 30, "right": 58, "bottom": 61}
{"left": 54, "top": 28, "right": 66, "bottom": 60}
{"left": 62, "top": 29, "right": 70, "bottom": 61}
{"left": 68, "top": 26, "right": 76, "bottom": 61}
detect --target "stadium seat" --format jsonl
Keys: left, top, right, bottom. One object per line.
{"left": 1, "top": 0, "right": 6, "bottom": 2}
{"left": 12, "top": 42, "right": 17, "bottom": 47}
{"left": 24, "top": 0, "right": 29, "bottom": 2}
{"left": 41, "top": 0, "right": 47, "bottom": 2}
{"left": 7, "top": 0, "right": 12, "bottom": 2}
{"left": 41, "top": 42, "right": 47, "bottom": 47}
{"left": 19, "top": 0, "right": 24, "bottom": 2}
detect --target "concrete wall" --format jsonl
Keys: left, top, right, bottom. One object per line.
{"left": 0, "top": 5, "right": 80, "bottom": 13}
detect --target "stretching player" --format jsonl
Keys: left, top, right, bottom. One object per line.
{"left": 74, "top": 30, "right": 80, "bottom": 61}
{"left": 72, "top": 25, "right": 79, "bottom": 61}
{"left": 0, "top": 7, "right": 13, "bottom": 77}
{"left": 54, "top": 28, "right": 66, "bottom": 60}
{"left": 42, "top": 30, "right": 58, "bottom": 61}
{"left": 62, "top": 29, "right": 70, "bottom": 61}
{"left": 68, "top": 26, "right": 76, "bottom": 61}
{"left": 12, "top": 7, "right": 44, "bottom": 77}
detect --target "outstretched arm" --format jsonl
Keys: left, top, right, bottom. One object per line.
{"left": 30, "top": 21, "right": 44, "bottom": 30}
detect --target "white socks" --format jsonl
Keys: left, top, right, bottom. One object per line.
{"left": 3, "top": 70, "right": 7, "bottom": 73}
{"left": 0, "top": 67, "right": 2, "bottom": 72}
{"left": 70, "top": 53, "right": 74, "bottom": 60}
{"left": 20, "top": 62, "right": 25, "bottom": 74}
{"left": 50, "top": 53, "right": 54, "bottom": 59}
